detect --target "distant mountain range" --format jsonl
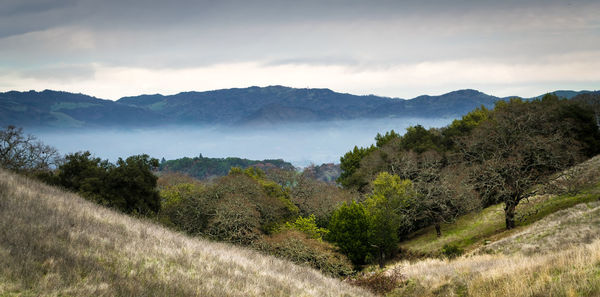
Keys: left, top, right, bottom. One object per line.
{"left": 0, "top": 86, "right": 595, "bottom": 129}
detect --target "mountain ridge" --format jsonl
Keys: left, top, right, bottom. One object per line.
{"left": 0, "top": 86, "right": 595, "bottom": 129}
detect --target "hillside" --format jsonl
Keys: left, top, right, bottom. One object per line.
{"left": 0, "top": 169, "right": 371, "bottom": 297}
{"left": 376, "top": 156, "right": 600, "bottom": 296}
{"left": 2, "top": 86, "right": 593, "bottom": 128}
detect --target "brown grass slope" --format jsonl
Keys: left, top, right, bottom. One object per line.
{"left": 0, "top": 169, "right": 372, "bottom": 297}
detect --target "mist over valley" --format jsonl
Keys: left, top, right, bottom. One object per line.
{"left": 31, "top": 117, "right": 452, "bottom": 167}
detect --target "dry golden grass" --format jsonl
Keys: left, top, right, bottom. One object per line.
{"left": 389, "top": 238, "right": 600, "bottom": 297}
{"left": 0, "top": 169, "right": 372, "bottom": 297}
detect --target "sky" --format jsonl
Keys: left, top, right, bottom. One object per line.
{"left": 1, "top": 0, "right": 599, "bottom": 100}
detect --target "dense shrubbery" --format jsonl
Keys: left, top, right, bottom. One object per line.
{"left": 159, "top": 154, "right": 294, "bottom": 179}
{"left": 55, "top": 151, "right": 161, "bottom": 215}
{"left": 157, "top": 166, "right": 357, "bottom": 275}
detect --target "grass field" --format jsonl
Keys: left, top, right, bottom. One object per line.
{"left": 0, "top": 169, "right": 372, "bottom": 297}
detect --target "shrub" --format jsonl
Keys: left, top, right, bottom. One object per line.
{"left": 57, "top": 151, "right": 161, "bottom": 215}
{"left": 205, "top": 193, "right": 261, "bottom": 245}
{"left": 157, "top": 182, "right": 205, "bottom": 228}
{"left": 328, "top": 201, "right": 371, "bottom": 266}
{"left": 280, "top": 214, "right": 329, "bottom": 240}
{"left": 254, "top": 230, "right": 354, "bottom": 277}
{"left": 441, "top": 243, "right": 464, "bottom": 259}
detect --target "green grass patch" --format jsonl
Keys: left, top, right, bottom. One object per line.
{"left": 148, "top": 101, "right": 167, "bottom": 111}
{"left": 516, "top": 188, "right": 600, "bottom": 226}
{"left": 48, "top": 112, "right": 85, "bottom": 128}
{"left": 50, "top": 102, "right": 100, "bottom": 111}
{"left": 400, "top": 204, "right": 506, "bottom": 254}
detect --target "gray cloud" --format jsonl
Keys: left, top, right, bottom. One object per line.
{"left": 0, "top": 0, "right": 598, "bottom": 97}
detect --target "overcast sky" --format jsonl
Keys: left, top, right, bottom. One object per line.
{"left": 1, "top": 0, "right": 599, "bottom": 99}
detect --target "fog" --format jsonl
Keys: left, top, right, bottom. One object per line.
{"left": 32, "top": 118, "right": 453, "bottom": 167}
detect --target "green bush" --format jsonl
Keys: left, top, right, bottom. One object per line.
{"left": 327, "top": 201, "right": 371, "bottom": 266}
{"left": 57, "top": 151, "right": 160, "bottom": 215}
{"left": 280, "top": 214, "right": 329, "bottom": 240}
{"left": 441, "top": 243, "right": 464, "bottom": 259}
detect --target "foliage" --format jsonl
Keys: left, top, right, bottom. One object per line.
{"left": 230, "top": 167, "right": 299, "bottom": 216}
{"left": 441, "top": 243, "right": 464, "bottom": 259}
{"left": 254, "top": 230, "right": 354, "bottom": 277}
{"left": 441, "top": 105, "right": 490, "bottom": 149}
{"left": 159, "top": 154, "right": 294, "bottom": 180}
{"left": 109, "top": 155, "right": 161, "bottom": 214}
{"left": 156, "top": 181, "right": 205, "bottom": 227}
{"left": 398, "top": 125, "right": 443, "bottom": 153}
{"left": 328, "top": 201, "right": 371, "bottom": 266}
{"left": 205, "top": 193, "right": 262, "bottom": 245}
{"left": 0, "top": 125, "right": 61, "bottom": 172}
{"left": 160, "top": 169, "right": 298, "bottom": 245}
{"left": 276, "top": 170, "right": 354, "bottom": 227}
{"left": 57, "top": 151, "right": 160, "bottom": 215}
{"left": 281, "top": 214, "right": 329, "bottom": 240}
{"left": 365, "top": 172, "right": 418, "bottom": 267}
{"left": 338, "top": 145, "right": 376, "bottom": 190}
{"left": 375, "top": 129, "right": 400, "bottom": 147}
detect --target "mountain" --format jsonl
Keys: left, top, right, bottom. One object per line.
{"left": 1, "top": 86, "right": 594, "bottom": 129}
{"left": 0, "top": 90, "right": 165, "bottom": 128}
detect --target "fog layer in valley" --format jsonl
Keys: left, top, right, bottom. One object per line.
{"left": 32, "top": 118, "right": 452, "bottom": 167}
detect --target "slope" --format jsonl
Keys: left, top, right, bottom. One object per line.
{"left": 399, "top": 155, "right": 600, "bottom": 256}
{"left": 378, "top": 156, "right": 600, "bottom": 296}
{"left": 0, "top": 90, "right": 164, "bottom": 128}
{"left": 0, "top": 169, "right": 371, "bottom": 297}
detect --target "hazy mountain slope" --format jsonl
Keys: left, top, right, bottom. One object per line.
{"left": 0, "top": 169, "right": 371, "bottom": 297}
{"left": 119, "top": 86, "right": 398, "bottom": 124}
{"left": 0, "top": 90, "right": 164, "bottom": 128}
{"left": 1, "top": 86, "right": 592, "bottom": 128}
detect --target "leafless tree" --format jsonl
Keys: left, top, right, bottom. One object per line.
{"left": 0, "top": 126, "right": 61, "bottom": 172}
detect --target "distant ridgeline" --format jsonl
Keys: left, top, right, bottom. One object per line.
{"left": 2, "top": 86, "right": 596, "bottom": 128}
{"left": 303, "top": 163, "right": 342, "bottom": 183}
{"left": 158, "top": 155, "right": 295, "bottom": 180}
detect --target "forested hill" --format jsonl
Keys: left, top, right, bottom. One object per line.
{"left": 0, "top": 86, "right": 595, "bottom": 128}
{"left": 158, "top": 155, "right": 295, "bottom": 180}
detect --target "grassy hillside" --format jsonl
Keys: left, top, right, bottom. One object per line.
{"left": 400, "top": 155, "right": 600, "bottom": 256}
{"left": 374, "top": 156, "right": 600, "bottom": 296}
{"left": 386, "top": 198, "right": 600, "bottom": 297}
{"left": 0, "top": 169, "right": 371, "bottom": 297}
